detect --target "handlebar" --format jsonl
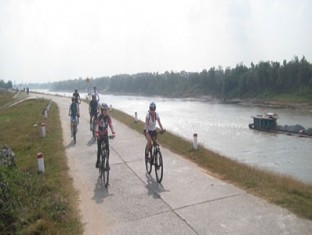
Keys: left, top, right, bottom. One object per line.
{"left": 144, "top": 129, "right": 166, "bottom": 135}
{"left": 96, "top": 131, "right": 115, "bottom": 139}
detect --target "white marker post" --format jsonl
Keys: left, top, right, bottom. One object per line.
{"left": 44, "top": 108, "right": 48, "bottom": 119}
{"left": 193, "top": 133, "right": 198, "bottom": 150}
{"left": 135, "top": 112, "right": 138, "bottom": 122}
{"left": 37, "top": 152, "right": 45, "bottom": 173}
{"left": 41, "top": 123, "right": 46, "bottom": 138}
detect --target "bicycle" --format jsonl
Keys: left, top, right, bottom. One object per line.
{"left": 90, "top": 115, "right": 97, "bottom": 138}
{"left": 75, "top": 100, "right": 81, "bottom": 123}
{"left": 71, "top": 116, "right": 78, "bottom": 144}
{"left": 145, "top": 130, "right": 165, "bottom": 183}
{"left": 98, "top": 135, "right": 114, "bottom": 187}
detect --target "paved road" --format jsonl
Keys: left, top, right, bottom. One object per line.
{"left": 40, "top": 94, "right": 312, "bottom": 235}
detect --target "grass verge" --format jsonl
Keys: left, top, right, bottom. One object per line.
{"left": 0, "top": 91, "right": 83, "bottom": 234}
{"left": 109, "top": 108, "right": 312, "bottom": 220}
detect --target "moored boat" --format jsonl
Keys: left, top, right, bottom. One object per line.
{"left": 249, "top": 113, "right": 312, "bottom": 138}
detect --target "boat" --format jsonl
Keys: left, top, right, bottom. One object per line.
{"left": 249, "top": 113, "right": 312, "bottom": 138}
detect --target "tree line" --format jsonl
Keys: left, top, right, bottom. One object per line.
{"left": 0, "top": 80, "right": 13, "bottom": 89}
{"left": 41, "top": 56, "right": 312, "bottom": 100}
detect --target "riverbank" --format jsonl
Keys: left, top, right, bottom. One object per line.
{"left": 240, "top": 98, "right": 312, "bottom": 111}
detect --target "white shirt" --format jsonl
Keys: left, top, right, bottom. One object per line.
{"left": 145, "top": 112, "right": 159, "bottom": 131}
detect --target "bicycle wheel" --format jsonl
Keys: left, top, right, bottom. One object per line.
{"left": 99, "top": 144, "right": 106, "bottom": 181}
{"left": 73, "top": 125, "right": 77, "bottom": 144}
{"left": 99, "top": 160, "right": 103, "bottom": 179}
{"left": 92, "top": 120, "right": 97, "bottom": 138}
{"left": 145, "top": 148, "right": 152, "bottom": 174}
{"left": 155, "top": 150, "right": 163, "bottom": 183}
{"left": 103, "top": 154, "right": 109, "bottom": 188}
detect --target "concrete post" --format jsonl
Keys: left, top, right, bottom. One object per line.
{"left": 37, "top": 152, "right": 45, "bottom": 173}
{"left": 44, "top": 109, "right": 48, "bottom": 119}
{"left": 193, "top": 133, "right": 198, "bottom": 150}
{"left": 41, "top": 123, "right": 46, "bottom": 137}
{"left": 135, "top": 112, "right": 138, "bottom": 122}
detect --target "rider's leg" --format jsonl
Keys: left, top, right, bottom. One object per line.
{"left": 145, "top": 133, "right": 152, "bottom": 157}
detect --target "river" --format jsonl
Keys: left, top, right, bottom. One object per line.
{"left": 34, "top": 90, "right": 312, "bottom": 184}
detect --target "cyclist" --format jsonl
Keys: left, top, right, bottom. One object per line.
{"left": 89, "top": 94, "right": 99, "bottom": 130}
{"left": 144, "top": 102, "right": 165, "bottom": 158}
{"left": 68, "top": 96, "right": 80, "bottom": 136}
{"left": 96, "top": 103, "right": 115, "bottom": 168}
{"left": 72, "top": 89, "right": 81, "bottom": 104}
{"left": 89, "top": 86, "right": 100, "bottom": 102}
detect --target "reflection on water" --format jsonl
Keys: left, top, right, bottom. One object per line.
{"left": 35, "top": 90, "right": 312, "bottom": 184}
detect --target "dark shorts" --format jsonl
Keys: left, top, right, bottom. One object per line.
{"left": 148, "top": 130, "right": 157, "bottom": 138}
{"left": 90, "top": 112, "right": 98, "bottom": 118}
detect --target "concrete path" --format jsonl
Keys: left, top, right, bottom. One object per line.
{"left": 39, "top": 94, "right": 312, "bottom": 235}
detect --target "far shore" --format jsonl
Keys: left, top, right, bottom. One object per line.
{"left": 31, "top": 89, "right": 312, "bottom": 111}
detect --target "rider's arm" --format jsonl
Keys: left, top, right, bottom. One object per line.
{"left": 157, "top": 116, "right": 164, "bottom": 130}
{"left": 108, "top": 117, "right": 115, "bottom": 135}
{"left": 144, "top": 113, "right": 149, "bottom": 131}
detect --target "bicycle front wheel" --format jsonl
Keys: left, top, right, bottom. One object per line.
{"left": 145, "top": 148, "right": 152, "bottom": 174}
{"left": 73, "top": 125, "right": 77, "bottom": 144}
{"left": 92, "top": 120, "right": 97, "bottom": 138}
{"left": 155, "top": 150, "right": 163, "bottom": 183}
{"left": 103, "top": 155, "right": 109, "bottom": 188}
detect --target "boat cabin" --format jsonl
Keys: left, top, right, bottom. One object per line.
{"left": 250, "top": 113, "right": 278, "bottom": 130}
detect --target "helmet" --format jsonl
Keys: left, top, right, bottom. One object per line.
{"left": 100, "top": 103, "right": 108, "bottom": 110}
{"left": 149, "top": 102, "right": 156, "bottom": 111}
{"left": 71, "top": 96, "right": 76, "bottom": 101}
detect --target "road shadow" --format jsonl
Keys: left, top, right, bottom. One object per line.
{"left": 87, "top": 137, "right": 97, "bottom": 146}
{"left": 64, "top": 140, "right": 76, "bottom": 149}
{"left": 92, "top": 177, "right": 113, "bottom": 204}
{"left": 145, "top": 174, "right": 170, "bottom": 198}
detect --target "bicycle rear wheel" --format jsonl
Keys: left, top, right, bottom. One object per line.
{"left": 145, "top": 148, "right": 152, "bottom": 174}
{"left": 155, "top": 150, "right": 163, "bottom": 183}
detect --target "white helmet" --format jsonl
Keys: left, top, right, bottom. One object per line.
{"left": 100, "top": 103, "right": 108, "bottom": 110}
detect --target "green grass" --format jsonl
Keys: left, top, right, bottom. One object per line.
{"left": 0, "top": 91, "right": 82, "bottom": 234}
{"left": 260, "top": 92, "right": 312, "bottom": 103}
{"left": 109, "top": 108, "right": 312, "bottom": 220}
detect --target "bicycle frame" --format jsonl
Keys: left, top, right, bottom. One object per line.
{"left": 71, "top": 117, "right": 78, "bottom": 143}
{"left": 98, "top": 135, "right": 114, "bottom": 187}
{"left": 151, "top": 137, "right": 159, "bottom": 159}
{"left": 91, "top": 115, "right": 97, "bottom": 138}
{"left": 145, "top": 132, "right": 164, "bottom": 183}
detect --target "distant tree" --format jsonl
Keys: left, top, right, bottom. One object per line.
{"left": 0, "top": 79, "right": 13, "bottom": 89}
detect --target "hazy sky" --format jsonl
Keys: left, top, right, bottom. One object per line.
{"left": 0, "top": 0, "right": 311, "bottom": 84}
